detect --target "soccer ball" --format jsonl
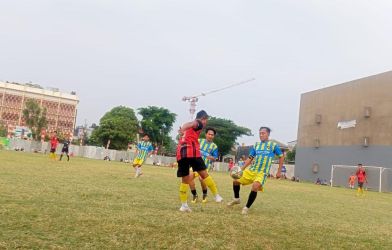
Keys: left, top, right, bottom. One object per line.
{"left": 230, "top": 166, "right": 243, "bottom": 179}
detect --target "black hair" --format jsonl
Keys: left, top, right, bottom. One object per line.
{"left": 259, "top": 126, "right": 271, "bottom": 134}
{"left": 196, "top": 110, "right": 209, "bottom": 119}
{"left": 205, "top": 127, "right": 216, "bottom": 135}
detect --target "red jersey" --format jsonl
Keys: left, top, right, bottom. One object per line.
{"left": 176, "top": 120, "right": 203, "bottom": 160}
{"left": 356, "top": 169, "right": 366, "bottom": 183}
{"left": 50, "top": 137, "right": 59, "bottom": 149}
{"left": 348, "top": 175, "right": 356, "bottom": 184}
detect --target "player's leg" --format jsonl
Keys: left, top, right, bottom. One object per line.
{"left": 132, "top": 158, "right": 142, "bottom": 177}
{"left": 242, "top": 173, "right": 266, "bottom": 215}
{"left": 199, "top": 177, "right": 208, "bottom": 203}
{"left": 177, "top": 158, "right": 192, "bottom": 212}
{"left": 59, "top": 152, "right": 63, "bottom": 161}
{"left": 227, "top": 169, "right": 252, "bottom": 206}
{"left": 66, "top": 152, "right": 70, "bottom": 161}
{"left": 189, "top": 172, "right": 198, "bottom": 203}
{"left": 198, "top": 168, "right": 223, "bottom": 202}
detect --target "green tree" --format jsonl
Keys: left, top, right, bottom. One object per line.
{"left": 0, "top": 121, "right": 7, "bottom": 137}
{"left": 22, "top": 99, "right": 47, "bottom": 140}
{"left": 201, "top": 117, "right": 252, "bottom": 157}
{"left": 138, "top": 106, "right": 177, "bottom": 154}
{"left": 90, "top": 106, "right": 138, "bottom": 150}
{"left": 286, "top": 147, "right": 296, "bottom": 163}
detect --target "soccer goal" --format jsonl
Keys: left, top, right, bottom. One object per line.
{"left": 330, "top": 165, "right": 392, "bottom": 192}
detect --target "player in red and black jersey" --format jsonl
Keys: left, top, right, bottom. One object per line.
{"left": 49, "top": 131, "right": 59, "bottom": 160}
{"left": 356, "top": 163, "right": 367, "bottom": 196}
{"left": 176, "top": 110, "right": 223, "bottom": 212}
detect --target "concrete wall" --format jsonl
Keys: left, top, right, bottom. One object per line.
{"left": 298, "top": 71, "right": 392, "bottom": 147}
{"left": 296, "top": 71, "right": 392, "bottom": 187}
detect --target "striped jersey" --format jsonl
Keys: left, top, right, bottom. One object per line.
{"left": 198, "top": 138, "right": 218, "bottom": 170}
{"left": 248, "top": 140, "right": 283, "bottom": 174}
{"left": 176, "top": 120, "right": 204, "bottom": 160}
{"left": 136, "top": 141, "right": 153, "bottom": 160}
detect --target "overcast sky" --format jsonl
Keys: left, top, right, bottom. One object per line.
{"left": 1, "top": 0, "right": 392, "bottom": 145}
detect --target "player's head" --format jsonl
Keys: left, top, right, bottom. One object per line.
{"left": 142, "top": 134, "right": 150, "bottom": 141}
{"left": 357, "top": 163, "right": 363, "bottom": 169}
{"left": 196, "top": 110, "right": 209, "bottom": 126}
{"left": 205, "top": 127, "right": 216, "bottom": 142}
{"left": 52, "top": 131, "right": 57, "bottom": 137}
{"left": 259, "top": 126, "right": 271, "bottom": 141}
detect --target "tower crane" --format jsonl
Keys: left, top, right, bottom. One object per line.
{"left": 182, "top": 78, "right": 255, "bottom": 120}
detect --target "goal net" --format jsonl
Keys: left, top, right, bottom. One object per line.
{"left": 331, "top": 165, "right": 392, "bottom": 192}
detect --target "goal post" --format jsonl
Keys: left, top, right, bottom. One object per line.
{"left": 331, "top": 165, "right": 388, "bottom": 192}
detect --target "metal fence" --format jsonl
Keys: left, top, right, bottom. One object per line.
{"left": 2, "top": 138, "right": 295, "bottom": 175}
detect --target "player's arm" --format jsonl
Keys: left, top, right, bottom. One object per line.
{"left": 206, "top": 148, "right": 218, "bottom": 161}
{"left": 180, "top": 120, "right": 202, "bottom": 133}
{"left": 275, "top": 155, "right": 284, "bottom": 178}
{"left": 274, "top": 145, "right": 284, "bottom": 178}
{"left": 147, "top": 145, "right": 154, "bottom": 157}
{"left": 241, "top": 157, "right": 253, "bottom": 171}
{"left": 241, "top": 146, "right": 256, "bottom": 171}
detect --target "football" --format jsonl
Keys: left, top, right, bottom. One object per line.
{"left": 230, "top": 166, "right": 243, "bottom": 179}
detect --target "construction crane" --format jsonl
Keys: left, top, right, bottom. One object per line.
{"left": 182, "top": 78, "right": 255, "bottom": 120}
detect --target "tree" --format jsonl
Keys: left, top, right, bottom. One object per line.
{"left": 0, "top": 121, "right": 7, "bottom": 137}
{"left": 22, "top": 99, "right": 47, "bottom": 140}
{"left": 286, "top": 147, "right": 296, "bottom": 163}
{"left": 90, "top": 106, "right": 138, "bottom": 150}
{"left": 138, "top": 106, "right": 177, "bottom": 154}
{"left": 201, "top": 117, "right": 252, "bottom": 157}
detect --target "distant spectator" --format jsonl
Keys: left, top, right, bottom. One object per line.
{"left": 348, "top": 173, "right": 356, "bottom": 189}
{"left": 315, "top": 178, "right": 321, "bottom": 185}
{"left": 238, "top": 155, "right": 246, "bottom": 168}
{"left": 281, "top": 165, "right": 287, "bottom": 179}
{"left": 295, "top": 176, "right": 300, "bottom": 182}
{"left": 228, "top": 158, "right": 234, "bottom": 171}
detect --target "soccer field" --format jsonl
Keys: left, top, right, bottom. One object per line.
{"left": 1, "top": 151, "right": 391, "bottom": 249}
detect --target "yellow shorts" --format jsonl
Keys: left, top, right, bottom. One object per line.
{"left": 237, "top": 169, "right": 267, "bottom": 191}
{"left": 133, "top": 158, "right": 145, "bottom": 166}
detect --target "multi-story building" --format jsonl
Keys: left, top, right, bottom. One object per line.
{"left": 295, "top": 71, "right": 392, "bottom": 188}
{"left": 0, "top": 81, "right": 79, "bottom": 136}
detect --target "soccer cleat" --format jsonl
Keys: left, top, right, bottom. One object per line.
{"left": 227, "top": 198, "right": 241, "bottom": 206}
{"left": 241, "top": 207, "right": 249, "bottom": 215}
{"left": 191, "top": 195, "right": 198, "bottom": 204}
{"left": 202, "top": 195, "right": 208, "bottom": 203}
{"left": 179, "top": 205, "right": 192, "bottom": 213}
{"left": 214, "top": 194, "right": 223, "bottom": 203}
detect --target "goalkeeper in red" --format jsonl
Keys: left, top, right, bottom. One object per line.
{"left": 227, "top": 127, "right": 284, "bottom": 215}
{"left": 176, "top": 110, "right": 223, "bottom": 212}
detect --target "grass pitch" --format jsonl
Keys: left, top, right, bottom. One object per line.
{"left": 1, "top": 150, "right": 391, "bottom": 249}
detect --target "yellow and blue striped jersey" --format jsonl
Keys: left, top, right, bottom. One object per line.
{"left": 248, "top": 141, "right": 283, "bottom": 174}
{"left": 198, "top": 138, "right": 218, "bottom": 170}
{"left": 136, "top": 141, "right": 153, "bottom": 160}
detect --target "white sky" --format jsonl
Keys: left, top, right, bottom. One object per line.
{"left": 1, "top": 0, "right": 392, "bottom": 145}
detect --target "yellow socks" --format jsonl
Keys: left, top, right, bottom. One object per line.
{"left": 203, "top": 175, "right": 218, "bottom": 196}
{"left": 179, "top": 183, "right": 189, "bottom": 203}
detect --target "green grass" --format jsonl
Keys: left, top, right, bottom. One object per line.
{"left": 1, "top": 150, "right": 391, "bottom": 249}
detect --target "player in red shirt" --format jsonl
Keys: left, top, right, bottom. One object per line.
{"left": 355, "top": 164, "right": 367, "bottom": 196}
{"left": 49, "top": 131, "right": 59, "bottom": 160}
{"left": 348, "top": 173, "right": 356, "bottom": 189}
{"left": 176, "top": 110, "right": 223, "bottom": 212}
